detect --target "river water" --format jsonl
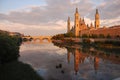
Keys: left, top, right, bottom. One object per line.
{"left": 19, "top": 42, "right": 120, "bottom": 80}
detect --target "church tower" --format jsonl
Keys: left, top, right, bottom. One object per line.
{"left": 67, "top": 17, "right": 70, "bottom": 33}
{"left": 95, "top": 9, "right": 100, "bottom": 29}
{"left": 74, "top": 8, "right": 80, "bottom": 37}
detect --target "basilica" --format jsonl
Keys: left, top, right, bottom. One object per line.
{"left": 67, "top": 8, "right": 100, "bottom": 37}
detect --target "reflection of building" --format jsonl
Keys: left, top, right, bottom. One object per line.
{"left": 94, "top": 57, "right": 100, "bottom": 74}
{"left": 67, "top": 48, "right": 86, "bottom": 75}
{"left": 74, "top": 49, "right": 86, "bottom": 74}
{"left": 67, "top": 8, "right": 100, "bottom": 37}
{"left": 74, "top": 49, "right": 80, "bottom": 74}
{"left": 66, "top": 48, "right": 100, "bottom": 75}
{"left": 66, "top": 47, "right": 120, "bottom": 76}
{"left": 67, "top": 50, "right": 70, "bottom": 63}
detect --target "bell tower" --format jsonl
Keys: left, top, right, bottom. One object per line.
{"left": 74, "top": 8, "right": 80, "bottom": 37}
{"left": 95, "top": 9, "right": 100, "bottom": 29}
{"left": 67, "top": 17, "right": 70, "bottom": 33}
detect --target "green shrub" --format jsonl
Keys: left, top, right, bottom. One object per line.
{"left": 90, "top": 34, "right": 98, "bottom": 38}
{"left": 99, "top": 34, "right": 105, "bottom": 38}
{"left": 106, "top": 34, "right": 111, "bottom": 38}
{"left": 52, "top": 34, "right": 65, "bottom": 40}
{"left": 82, "top": 34, "right": 88, "bottom": 38}
{"left": 64, "top": 32, "right": 75, "bottom": 37}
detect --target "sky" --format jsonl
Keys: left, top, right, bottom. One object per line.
{"left": 0, "top": 0, "right": 120, "bottom": 36}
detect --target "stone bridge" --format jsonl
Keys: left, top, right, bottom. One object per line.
{"left": 22, "top": 36, "right": 52, "bottom": 42}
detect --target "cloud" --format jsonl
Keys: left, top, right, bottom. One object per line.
{"left": 88, "top": 0, "right": 120, "bottom": 19}
{"left": 100, "top": 17, "right": 120, "bottom": 27}
{"left": 99, "top": 0, "right": 120, "bottom": 19}
{"left": 0, "top": 20, "right": 66, "bottom": 36}
{"left": 0, "top": 0, "right": 94, "bottom": 25}
{"left": 0, "top": 0, "right": 120, "bottom": 35}
{"left": 71, "top": 0, "right": 81, "bottom": 4}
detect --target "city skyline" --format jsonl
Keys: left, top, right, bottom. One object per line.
{"left": 0, "top": 0, "right": 120, "bottom": 36}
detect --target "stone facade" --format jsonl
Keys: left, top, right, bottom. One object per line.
{"left": 67, "top": 8, "right": 99, "bottom": 37}
{"left": 67, "top": 8, "right": 120, "bottom": 38}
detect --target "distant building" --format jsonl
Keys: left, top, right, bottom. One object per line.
{"left": 67, "top": 8, "right": 100, "bottom": 37}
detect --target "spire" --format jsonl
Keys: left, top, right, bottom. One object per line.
{"left": 96, "top": 9, "right": 98, "bottom": 14}
{"left": 80, "top": 18, "right": 81, "bottom": 21}
{"left": 90, "top": 22, "right": 93, "bottom": 28}
{"left": 76, "top": 8, "right": 78, "bottom": 13}
{"left": 87, "top": 24, "right": 89, "bottom": 28}
{"left": 91, "top": 22, "right": 93, "bottom": 26}
{"left": 82, "top": 17, "right": 85, "bottom": 22}
{"left": 68, "top": 16, "right": 70, "bottom": 21}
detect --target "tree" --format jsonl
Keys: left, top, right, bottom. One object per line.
{"left": 0, "top": 33, "right": 20, "bottom": 64}
{"left": 106, "top": 34, "right": 111, "bottom": 39}
{"left": 52, "top": 34, "right": 65, "bottom": 40}
{"left": 82, "top": 34, "right": 88, "bottom": 38}
{"left": 90, "top": 34, "right": 98, "bottom": 38}
{"left": 99, "top": 34, "right": 105, "bottom": 38}
{"left": 64, "top": 32, "right": 75, "bottom": 37}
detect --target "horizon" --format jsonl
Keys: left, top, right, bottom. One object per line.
{"left": 0, "top": 0, "right": 120, "bottom": 36}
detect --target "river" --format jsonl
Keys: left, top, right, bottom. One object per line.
{"left": 19, "top": 42, "right": 120, "bottom": 80}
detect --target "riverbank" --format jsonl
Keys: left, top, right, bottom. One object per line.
{"left": 52, "top": 40, "right": 120, "bottom": 64}
{"left": 0, "top": 61, "right": 43, "bottom": 80}
{"left": 0, "top": 31, "right": 43, "bottom": 80}
{"left": 52, "top": 38, "right": 120, "bottom": 48}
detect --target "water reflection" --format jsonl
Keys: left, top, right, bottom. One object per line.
{"left": 66, "top": 46, "right": 120, "bottom": 74}
{"left": 19, "top": 42, "right": 120, "bottom": 80}
{"left": 23, "top": 39, "right": 51, "bottom": 44}
{"left": 66, "top": 48, "right": 100, "bottom": 75}
{"left": 94, "top": 56, "right": 99, "bottom": 74}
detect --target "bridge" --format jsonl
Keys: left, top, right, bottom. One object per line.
{"left": 22, "top": 36, "right": 52, "bottom": 42}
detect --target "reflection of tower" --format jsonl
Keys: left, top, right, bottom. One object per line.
{"left": 67, "top": 17, "right": 70, "bottom": 33}
{"left": 94, "top": 57, "right": 99, "bottom": 74}
{"left": 67, "top": 50, "right": 71, "bottom": 63}
{"left": 95, "top": 9, "right": 100, "bottom": 29}
{"left": 74, "top": 8, "right": 80, "bottom": 37}
{"left": 74, "top": 49, "right": 80, "bottom": 75}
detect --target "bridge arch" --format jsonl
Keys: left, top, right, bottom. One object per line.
{"left": 22, "top": 36, "right": 52, "bottom": 43}
{"left": 33, "top": 38, "right": 42, "bottom": 42}
{"left": 41, "top": 37, "right": 51, "bottom": 42}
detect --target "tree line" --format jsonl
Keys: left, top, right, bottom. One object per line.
{"left": 0, "top": 31, "right": 22, "bottom": 64}
{"left": 52, "top": 32, "right": 120, "bottom": 40}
